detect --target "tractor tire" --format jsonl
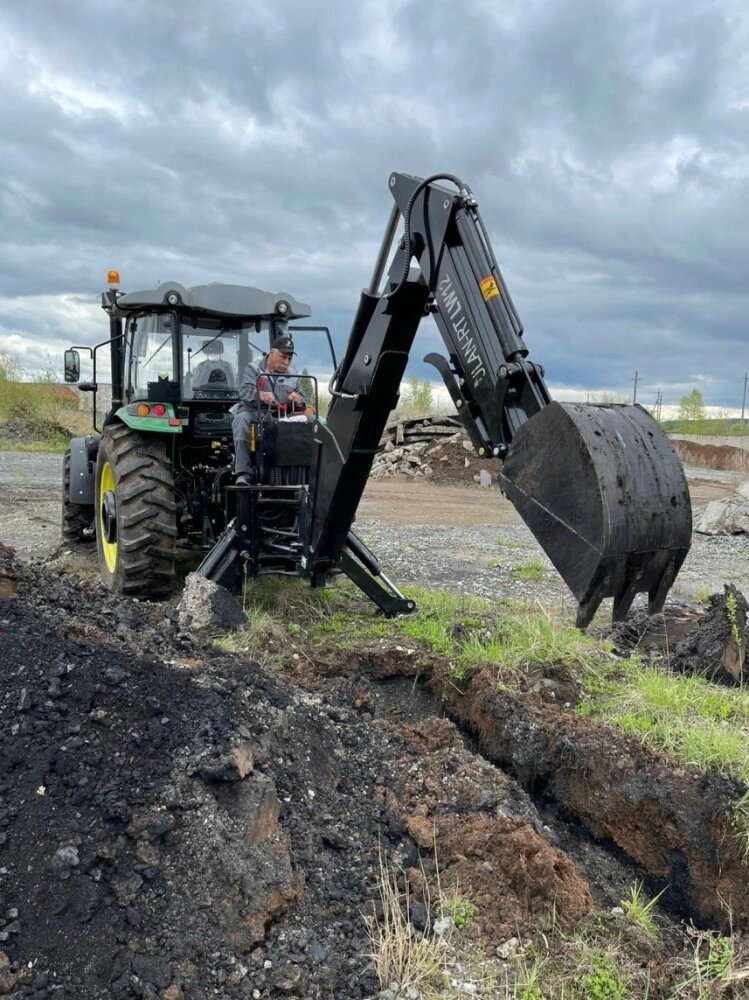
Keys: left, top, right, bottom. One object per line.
{"left": 95, "top": 424, "right": 177, "bottom": 598}
{"left": 62, "top": 446, "right": 93, "bottom": 544}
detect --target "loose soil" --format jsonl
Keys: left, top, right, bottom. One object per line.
{"left": 2, "top": 445, "right": 749, "bottom": 997}
{"left": 3, "top": 545, "right": 749, "bottom": 996}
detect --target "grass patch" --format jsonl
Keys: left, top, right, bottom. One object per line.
{"left": 0, "top": 438, "right": 69, "bottom": 454}
{"left": 493, "top": 536, "right": 524, "bottom": 550}
{"left": 578, "top": 660, "right": 749, "bottom": 787}
{"left": 458, "top": 605, "right": 608, "bottom": 673}
{"left": 366, "top": 852, "right": 451, "bottom": 998}
{"left": 695, "top": 585, "right": 713, "bottom": 605}
{"left": 514, "top": 559, "right": 545, "bottom": 582}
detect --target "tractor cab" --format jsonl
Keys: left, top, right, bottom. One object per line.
{"left": 62, "top": 273, "right": 336, "bottom": 598}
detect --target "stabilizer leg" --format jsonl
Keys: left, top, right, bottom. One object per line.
{"left": 341, "top": 532, "right": 416, "bottom": 617}
{"left": 196, "top": 524, "right": 245, "bottom": 594}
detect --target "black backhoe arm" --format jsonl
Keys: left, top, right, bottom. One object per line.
{"left": 301, "top": 172, "right": 550, "bottom": 581}
{"left": 302, "top": 172, "right": 692, "bottom": 627}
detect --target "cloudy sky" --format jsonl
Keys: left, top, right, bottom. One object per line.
{"left": 1, "top": 0, "right": 747, "bottom": 411}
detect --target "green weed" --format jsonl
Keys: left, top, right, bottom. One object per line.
{"left": 620, "top": 881, "right": 664, "bottom": 941}
{"left": 579, "top": 952, "right": 627, "bottom": 999}
{"left": 725, "top": 591, "right": 742, "bottom": 647}
{"left": 514, "top": 559, "right": 545, "bottom": 581}
{"left": 442, "top": 888, "right": 477, "bottom": 931}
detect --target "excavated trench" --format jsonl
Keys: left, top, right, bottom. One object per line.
{"left": 315, "top": 643, "right": 749, "bottom": 935}
{"left": 2, "top": 538, "right": 749, "bottom": 997}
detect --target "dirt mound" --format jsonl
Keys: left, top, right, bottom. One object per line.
{"left": 673, "top": 585, "right": 748, "bottom": 683}
{"left": 672, "top": 438, "right": 749, "bottom": 474}
{"left": 426, "top": 439, "right": 502, "bottom": 486}
{"left": 0, "top": 548, "right": 629, "bottom": 998}
{"left": 0, "top": 556, "right": 399, "bottom": 997}
{"left": 392, "top": 718, "right": 593, "bottom": 946}
{"left": 0, "top": 417, "right": 69, "bottom": 447}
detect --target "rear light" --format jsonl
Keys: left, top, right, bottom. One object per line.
{"left": 151, "top": 404, "right": 167, "bottom": 416}
{"left": 136, "top": 403, "right": 150, "bottom": 416}
{"left": 168, "top": 418, "right": 181, "bottom": 426}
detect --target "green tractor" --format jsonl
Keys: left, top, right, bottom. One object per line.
{"left": 62, "top": 271, "right": 332, "bottom": 599}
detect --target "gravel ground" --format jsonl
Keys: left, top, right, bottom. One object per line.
{"left": 1, "top": 450, "right": 747, "bottom": 614}
{"left": 355, "top": 519, "right": 749, "bottom": 619}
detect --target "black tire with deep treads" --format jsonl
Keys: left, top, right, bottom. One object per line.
{"left": 62, "top": 447, "right": 94, "bottom": 544}
{"left": 95, "top": 424, "right": 177, "bottom": 598}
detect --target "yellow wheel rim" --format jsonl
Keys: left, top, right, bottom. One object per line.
{"left": 99, "top": 460, "right": 118, "bottom": 574}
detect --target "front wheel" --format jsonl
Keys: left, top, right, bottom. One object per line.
{"left": 95, "top": 424, "right": 177, "bottom": 598}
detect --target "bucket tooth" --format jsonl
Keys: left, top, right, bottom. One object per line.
{"left": 576, "top": 592, "right": 605, "bottom": 630}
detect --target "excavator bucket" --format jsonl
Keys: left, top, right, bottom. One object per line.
{"left": 500, "top": 402, "right": 692, "bottom": 628}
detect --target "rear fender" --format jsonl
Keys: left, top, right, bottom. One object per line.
{"left": 116, "top": 403, "right": 183, "bottom": 434}
{"left": 67, "top": 435, "right": 100, "bottom": 506}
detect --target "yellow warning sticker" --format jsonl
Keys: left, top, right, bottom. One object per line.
{"left": 479, "top": 276, "right": 500, "bottom": 301}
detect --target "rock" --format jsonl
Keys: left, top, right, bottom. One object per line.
{"left": 695, "top": 498, "right": 749, "bottom": 535}
{"left": 0, "top": 948, "right": 23, "bottom": 993}
{"left": 408, "top": 898, "right": 427, "bottom": 931}
{"left": 51, "top": 845, "right": 79, "bottom": 876}
{"left": 197, "top": 744, "right": 254, "bottom": 782}
{"left": 472, "top": 790, "right": 497, "bottom": 812}
{"left": 479, "top": 469, "right": 492, "bottom": 487}
{"left": 126, "top": 807, "right": 175, "bottom": 842}
{"left": 131, "top": 954, "right": 172, "bottom": 989}
{"left": 496, "top": 936, "right": 520, "bottom": 959}
{"left": 178, "top": 574, "right": 248, "bottom": 632}
{"left": 308, "top": 941, "right": 328, "bottom": 965}
{"left": 462, "top": 440, "right": 473, "bottom": 452}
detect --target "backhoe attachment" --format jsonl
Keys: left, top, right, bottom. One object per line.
{"left": 300, "top": 172, "right": 692, "bottom": 625}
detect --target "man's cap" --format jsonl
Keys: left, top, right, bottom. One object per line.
{"left": 270, "top": 336, "right": 295, "bottom": 355}
{"left": 202, "top": 339, "right": 223, "bottom": 354}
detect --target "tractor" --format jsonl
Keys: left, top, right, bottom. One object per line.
{"left": 62, "top": 277, "right": 334, "bottom": 599}
{"left": 63, "top": 173, "right": 692, "bottom": 626}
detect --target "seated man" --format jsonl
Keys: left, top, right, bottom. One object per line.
{"left": 232, "top": 335, "right": 307, "bottom": 484}
{"left": 191, "top": 340, "right": 235, "bottom": 390}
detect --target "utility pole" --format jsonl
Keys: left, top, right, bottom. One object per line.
{"left": 632, "top": 370, "right": 639, "bottom": 405}
{"left": 652, "top": 389, "right": 662, "bottom": 423}
{"left": 742, "top": 372, "right": 748, "bottom": 425}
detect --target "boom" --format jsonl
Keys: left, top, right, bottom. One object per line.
{"left": 301, "top": 173, "right": 691, "bottom": 626}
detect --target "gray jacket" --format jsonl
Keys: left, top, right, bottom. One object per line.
{"left": 238, "top": 358, "right": 306, "bottom": 411}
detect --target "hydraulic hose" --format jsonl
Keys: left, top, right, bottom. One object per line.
{"left": 383, "top": 173, "right": 468, "bottom": 299}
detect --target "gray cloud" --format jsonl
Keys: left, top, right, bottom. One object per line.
{"left": 0, "top": 0, "right": 747, "bottom": 410}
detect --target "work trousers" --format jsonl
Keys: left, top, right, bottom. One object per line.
{"left": 232, "top": 409, "right": 258, "bottom": 474}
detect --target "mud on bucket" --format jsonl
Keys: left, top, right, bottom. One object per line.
{"left": 500, "top": 402, "right": 692, "bottom": 628}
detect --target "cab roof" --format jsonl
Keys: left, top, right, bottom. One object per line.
{"left": 109, "top": 282, "right": 311, "bottom": 320}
